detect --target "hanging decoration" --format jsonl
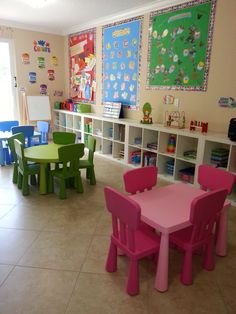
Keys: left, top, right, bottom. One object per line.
{"left": 29, "top": 72, "right": 36, "bottom": 84}
{"left": 22, "top": 53, "right": 30, "bottom": 64}
{"left": 51, "top": 55, "right": 58, "bottom": 66}
{"left": 40, "top": 84, "right": 47, "bottom": 95}
{"left": 37, "top": 56, "right": 45, "bottom": 68}
{"left": 102, "top": 16, "right": 143, "bottom": 109}
{"left": 33, "top": 40, "right": 51, "bottom": 52}
{"left": 28, "top": 72, "right": 36, "bottom": 84}
{"left": 69, "top": 28, "right": 96, "bottom": 103}
{"left": 53, "top": 90, "right": 63, "bottom": 97}
{"left": 48, "top": 69, "right": 55, "bottom": 80}
{"left": 146, "top": 0, "right": 216, "bottom": 91}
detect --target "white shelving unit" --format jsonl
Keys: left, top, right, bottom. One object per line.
{"left": 53, "top": 109, "right": 236, "bottom": 201}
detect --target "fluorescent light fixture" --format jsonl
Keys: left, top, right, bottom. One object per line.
{"left": 20, "top": 0, "right": 56, "bottom": 9}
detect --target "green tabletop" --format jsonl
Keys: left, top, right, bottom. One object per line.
{"left": 24, "top": 143, "right": 62, "bottom": 195}
{"left": 24, "top": 143, "right": 62, "bottom": 163}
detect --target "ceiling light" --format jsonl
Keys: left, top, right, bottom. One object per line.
{"left": 21, "top": 0, "right": 56, "bottom": 9}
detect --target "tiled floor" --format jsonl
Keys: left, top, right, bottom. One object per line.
{"left": 0, "top": 156, "right": 235, "bottom": 314}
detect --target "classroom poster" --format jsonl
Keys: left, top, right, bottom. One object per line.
{"left": 102, "top": 17, "right": 143, "bottom": 109}
{"left": 69, "top": 29, "right": 96, "bottom": 103}
{"left": 147, "top": 0, "right": 216, "bottom": 91}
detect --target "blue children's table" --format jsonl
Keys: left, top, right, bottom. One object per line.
{"left": 0, "top": 131, "right": 41, "bottom": 166}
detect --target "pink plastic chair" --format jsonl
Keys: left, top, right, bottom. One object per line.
{"left": 198, "top": 164, "right": 235, "bottom": 254}
{"left": 198, "top": 164, "right": 235, "bottom": 194}
{"left": 123, "top": 166, "right": 157, "bottom": 194}
{"left": 104, "top": 186, "right": 160, "bottom": 296}
{"left": 170, "top": 188, "right": 228, "bottom": 285}
{"left": 123, "top": 166, "right": 157, "bottom": 234}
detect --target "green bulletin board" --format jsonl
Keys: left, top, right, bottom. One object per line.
{"left": 147, "top": 0, "right": 216, "bottom": 91}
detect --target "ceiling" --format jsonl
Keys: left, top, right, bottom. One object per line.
{"left": 0, "top": 0, "right": 185, "bottom": 35}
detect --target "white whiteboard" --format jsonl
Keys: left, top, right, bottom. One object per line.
{"left": 26, "top": 96, "right": 51, "bottom": 121}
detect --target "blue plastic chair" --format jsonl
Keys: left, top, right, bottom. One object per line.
{"left": 0, "top": 120, "right": 19, "bottom": 166}
{"left": 37, "top": 121, "right": 49, "bottom": 144}
{"left": 11, "top": 125, "right": 35, "bottom": 147}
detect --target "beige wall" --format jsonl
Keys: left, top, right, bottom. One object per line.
{"left": 65, "top": 0, "right": 236, "bottom": 133}
{"left": 4, "top": 0, "right": 235, "bottom": 133}
{"left": 11, "top": 28, "right": 65, "bottom": 123}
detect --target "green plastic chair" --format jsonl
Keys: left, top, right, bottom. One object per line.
{"left": 52, "top": 131, "right": 76, "bottom": 144}
{"left": 14, "top": 139, "right": 40, "bottom": 196}
{"left": 7, "top": 133, "right": 25, "bottom": 184}
{"left": 48, "top": 143, "right": 85, "bottom": 199}
{"left": 79, "top": 135, "right": 96, "bottom": 185}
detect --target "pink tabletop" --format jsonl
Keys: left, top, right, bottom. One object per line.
{"left": 129, "top": 183, "right": 206, "bottom": 234}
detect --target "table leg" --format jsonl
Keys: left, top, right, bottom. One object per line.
{"left": 215, "top": 203, "right": 230, "bottom": 256}
{"left": 155, "top": 232, "right": 169, "bottom": 292}
{"left": 0, "top": 140, "right": 5, "bottom": 166}
{"left": 39, "top": 163, "right": 47, "bottom": 194}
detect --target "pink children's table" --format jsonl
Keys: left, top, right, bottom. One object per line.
{"left": 129, "top": 183, "right": 230, "bottom": 292}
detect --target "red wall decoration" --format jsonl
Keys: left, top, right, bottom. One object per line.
{"left": 69, "top": 29, "right": 96, "bottom": 103}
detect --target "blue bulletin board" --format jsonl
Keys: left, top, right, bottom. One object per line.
{"left": 102, "top": 17, "right": 143, "bottom": 109}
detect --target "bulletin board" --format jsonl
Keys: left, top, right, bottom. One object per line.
{"left": 147, "top": 0, "right": 216, "bottom": 91}
{"left": 69, "top": 29, "right": 96, "bottom": 103}
{"left": 26, "top": 96, "right": 51, "bottom": 122}
{"left": 102, "top": 17, "right": 143, "bottom": 109}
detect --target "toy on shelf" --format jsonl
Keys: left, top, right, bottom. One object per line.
{"left": 167, "top": 134, "right": 176, "bottom": 154}
{"left": 189, "top": 120, "right": 208, "bottom": 133}
{"left": 129, "top": 150, "right": 141, "bottom": 165}
{"left": 140, "top": 102, "right": 152, "bottom": 124}
{"left": 165, "top": 110, "right": 185, "bottom": 129}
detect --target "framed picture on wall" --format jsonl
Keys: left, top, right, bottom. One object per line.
{"left": 69, "top": 29, "right": 96, "bottom": 103}
{"left": 146, "top": 0, "right": 217, "bottom": 91}
{"left": 102, "top": 16, "right": 143, "bottom": 109}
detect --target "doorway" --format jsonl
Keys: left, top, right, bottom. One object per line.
{"left": 0, "top": 39, "right": 18, "bottom": 120}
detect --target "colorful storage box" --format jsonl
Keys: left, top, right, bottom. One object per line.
{"left": 54, "top": 101, "right": 61, "bottom": 109}
{"left": 178, "top": 167, "right": 195, "bottom": 184}
{"left": 76, "top": 103, "right": 91, "bottom": 113}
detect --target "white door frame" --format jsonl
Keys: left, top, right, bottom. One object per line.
{"left": 0, "top": 38, "right": 19, "bottom": 120}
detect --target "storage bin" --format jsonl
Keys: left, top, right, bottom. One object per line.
{"left": 76, "top": 103, "right": 91, "bottom": 113}
{"left": 178, "top": 167, "right": 195, "bottom": 184}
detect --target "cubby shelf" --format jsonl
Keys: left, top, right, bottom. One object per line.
{"left": 53, "top": 109, "right": 236, "bottom": 202}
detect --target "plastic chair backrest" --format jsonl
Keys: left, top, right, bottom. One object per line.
{"left": 53, "top": 131, "right": 76, "bottom": 145}
{"left": 37, "top": 121, "right": 49, "bottom": 144}
{"left": 14, "top": 138, "right": 26, "bottom": 171}
{"left": 7, "top": 133, "right": 25, "bottom": 162}
{"left": 189, "top": 188, "right": 228, "bottom": 244}
{"left": 0, "top": 120, "right": 19, "bottom": 132}
{"left": 104, "top": 186, "right": 141, "bottom": 251}
{"left": 58, "top": 143, "right": 84, "bottom": 174}
{"left": 86, "top": 135, "right": 96, "bottom": 163}
{"left": 123, "top": 166, "right": 158, "bottom": 194}
{"left": 198, "top": 164, "right": 235, "bottom": 195}
{"left": 12, "top": 125, "right": 34, "bottom": 147}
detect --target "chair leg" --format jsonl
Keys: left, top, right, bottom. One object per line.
{"left": 202, "top": 238, "right": 215, "bottom": 271}
{"left": 89, "top": 166, "right": 96, "bottom": 185}
{"left": 30, "top": 175, "right": 37, "bottom": 185}
{"left": 59, "top": 179, "right": 66, "bottom": 199}
{"left": 12, "top": 163, "right": 18, "bottom": 184}
{"left": 126, "top": 259, "right": 139, "bottom": 296}
{"left": 86, "top": 168, "right": 90, "bottom": 179}
{"left": 22, "top": 175, "right": 29, "bottom": 196}
{"left": 106, "top": 241, "right": 117, "bottom": 273}
{"left": 17, "top": 173, "right": 23, "bottom": 189}
{"left": 181, "top": 251, "right": 193, "bottom": 285}
{"left": 75, "top": 173, "right": 83, "bottom": 193}
{"left": 48, "top": 174, "right": 54, "bottom": 193}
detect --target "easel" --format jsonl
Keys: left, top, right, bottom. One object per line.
{"left": 23, "top": 94, "right": 52, "bottom": 126}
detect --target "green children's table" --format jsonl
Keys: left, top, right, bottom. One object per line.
{"left": 24, "top": 143, "right": 62, "bottom": 194}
